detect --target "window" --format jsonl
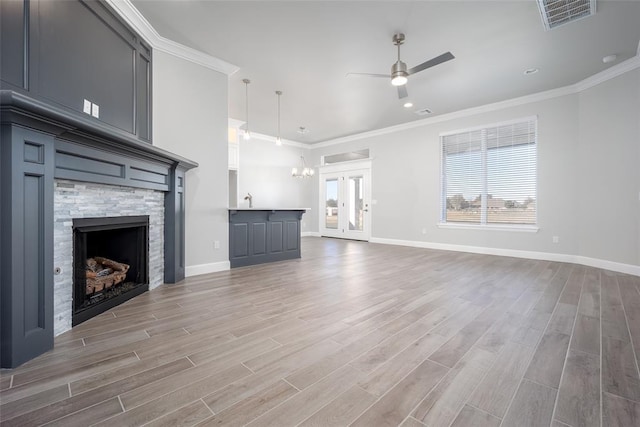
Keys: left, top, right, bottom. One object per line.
{"left": 440, "top": 117, "right": 537, "bottom": 227}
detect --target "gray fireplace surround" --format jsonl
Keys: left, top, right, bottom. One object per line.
{"left": 0, "top": 91, "right": 198, "bottom": 368}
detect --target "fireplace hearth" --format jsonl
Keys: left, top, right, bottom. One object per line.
{"left": 72, "top": 216, "right": 149, "bottom": 326}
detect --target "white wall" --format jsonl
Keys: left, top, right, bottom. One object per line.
{"left": 578, "top": 70, "right": 640, "bottom": 265}
{"left": 152, "top": 51, "right": 230, "bottom": 274}
{"left": 238, "top": 137, "right": 314, "bottom": 232}
{"left": 309, "top": 68, "right": 640, "bottom": 269}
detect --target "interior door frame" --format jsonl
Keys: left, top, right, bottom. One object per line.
{"left": 318, "top": 159, "right": 372, "bottom": 241}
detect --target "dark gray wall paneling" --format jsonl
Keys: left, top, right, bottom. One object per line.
{"left": 229, "top": 210, "right": 305, "bottom": 268}
{"left": 164, "top": 168, "right": 187, "bottom": 283}
{"left": 0, "top": 0, "right": 152, "bottom": 143}
{"left": 1, "top": 125, "right": 54, "bottom": 369}
{"left": 54, "top": 139, "right": 170, "bottom": 191}
{"left": 35, "top": 0, "right": 135, "bottom": 134}
{"left": 0, "top": 0, "right": 27, "bottom": 89}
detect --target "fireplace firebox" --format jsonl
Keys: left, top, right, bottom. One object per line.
{"left": 72, "top": 216, "right": 149, "bottom": 326}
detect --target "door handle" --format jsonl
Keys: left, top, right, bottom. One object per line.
{"left": 363, "top": 209, "right": 369, "bottom": 212}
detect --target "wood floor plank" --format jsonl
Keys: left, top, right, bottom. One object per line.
{"left": 245, "top": 365, "right": 363, "bottom": 427}
{"left": 95, "top": 364, "right": 251, "bottom": 426}
{"left": 198, "top": 380, "right": 297, "bottom": 427}
{"left": 2, "top": 238, "right": 636, "bottom": 426}
{"left": 524, "top": 331, "right": 571, "bottom": 389}
{"left": 145, "top": 399, "right": 213, "bottom": 427}
{"left": 554, "top": 349, "right": 600, "bottom": 427}
{"left": 450, "top": 405, "right": 501, "bottom": 427}
{"left": 413, "top": 347, "right": 496, "bottom": 426}
{"left": 618, "top": 275, "right": 640, "bottom": 355}
{"left": 602, "top": 336, "right": 640, "bottom": 402}
{"left": 601, "top": 274, "right": 631, "bottom": 341}
{"left": 546, "top": 302, "right": 578, "bottom": 335}
{"left": 285, "top": 328, "right": 390, "bottom": 390}
{"left": 468, "top": 341, "right": 536, "bottom": 418}
{"left": 399, "top": 416, "right": 426, "bottom": 427}
{"left": 43, "top": 397, "right": 124, "bottom": 427}
{"left": 501, "top": 379, "right": 557, "bottom": 427}
{"left": 578, "top": 269, "right": 600, "bottom": 318}
{"left": 428, "top": 304, "right": 503, "bottom": 368}
{"left": 0, "top": 357, "right": 194, "bottom": 426}
{"left": 571, "top": 314, "right": 600, "bottom": 355}
{"left": 602, "top": 392, "right": 640, "bottom": 427}
{"left": 0, "top": 374, "right": 11, "bottom": 391}
{"left": 357, "top": 333, "right": 446, "bottom": 397}
{"left": 350, "top": 306, "right": 453, "bottom": 374}
{"left": 298, "top": 385, "right": 377, "bottom": 426}
{"left": 0, "top": 383, "right": 69, "bottom": 422}
{"left": 351, "top": 359, "right": 449, "bottom": 427}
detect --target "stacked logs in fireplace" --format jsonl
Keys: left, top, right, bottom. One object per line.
{"left": 85, "top": 256, "right": 129, "bottom": 295}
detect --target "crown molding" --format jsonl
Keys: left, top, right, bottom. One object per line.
{"left": 247, "top": 131, "right": 311, "bottom": 150}
{"left": 228, "top": 118, "right": 245, "bottom": 129}
{"left": 105, "top": 0, "right": 238, "bottom": 75}
{"left": 311, "top": 54, "right": 640, "bottom": 150}
{"left": 574, "top": 55, "right": 640, "bottom": 92}
{"left": 227, "top": 118, "right": 311, "bottom": 149}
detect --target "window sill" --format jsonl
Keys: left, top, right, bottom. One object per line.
{"left": 437, "top": 223, "right": 539, "bottom": 233}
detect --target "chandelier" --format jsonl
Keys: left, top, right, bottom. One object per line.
{"left": 291, "top": 156, "right": 314, "bottom": 178}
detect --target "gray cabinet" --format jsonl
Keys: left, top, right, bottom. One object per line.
{"left": 229, "top": 210, "right": 305, "bottom": 268}
{"left": 0, "top": 0, "right": 152, "bottom": 142}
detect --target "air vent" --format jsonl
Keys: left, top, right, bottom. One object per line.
{"left": 537, "top": 0, "right": 596, "bottom": 30}
{"left": 415, "top": 108, "right": 432, "bottom": 116}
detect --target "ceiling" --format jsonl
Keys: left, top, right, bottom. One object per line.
{"left": 131, "top": 1, "right": 640, "bottom": 144}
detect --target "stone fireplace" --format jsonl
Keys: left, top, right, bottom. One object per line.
{"left": 1, "top": 91, "right": 196, "bottom": 368}
{"left": 72, "top": 214, "right": 149, "bottom": 326}
{"left": 53, "top": 180, "right": 164, "bottom": 335}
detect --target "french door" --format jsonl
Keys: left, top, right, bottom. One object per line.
{"left": 319, "top": 161, "right": 371, "bottom": 241}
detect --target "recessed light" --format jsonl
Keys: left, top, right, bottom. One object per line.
{"left": 403, "top": 102, "right": 413, "bottom": 108}
{"left": 602, "top": 54, "right": 617, "bottom": 64}
{"left": 524, "top": 68, "right": 539, "bottom": 75}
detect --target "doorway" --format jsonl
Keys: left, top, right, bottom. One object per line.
{"left": 319, "top": 160, "right": 371, "bottom": 241}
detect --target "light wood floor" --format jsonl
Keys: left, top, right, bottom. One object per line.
{"left": 1, "top": 237, "right": 640, "bottom": 426}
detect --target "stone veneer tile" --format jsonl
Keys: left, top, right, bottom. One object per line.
{"left": 53, "top": 180, "right": 165, "bottom": 336}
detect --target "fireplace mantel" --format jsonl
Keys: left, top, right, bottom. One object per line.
{"left": 0, "top": 90, "right": 197, "bottom": 368}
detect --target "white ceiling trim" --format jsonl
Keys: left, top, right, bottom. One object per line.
{"left": 242, "top": 131, "right": 311, "bottom": 150}
{"left": 311, "top": 54, "right": 640, "bottom": 150}
{"left": 105, "top": 0, "right": 238, "bottom": 75}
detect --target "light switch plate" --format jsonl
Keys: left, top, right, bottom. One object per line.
{"left": 91, "top": 103, "right": 99, "bottom": 118}
{"left": 83, "top": 99, "right": 91, "bottom": 114}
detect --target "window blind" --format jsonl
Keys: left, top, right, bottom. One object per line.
{"left": 441, "top": 118, "right": 537, "bottom": 225}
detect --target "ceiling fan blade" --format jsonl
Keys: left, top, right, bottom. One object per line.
{"left": 346, "top": 72, "right": 390, "bottom": 78}
{"left": 397, "top": 85, "right": 408, "bottom": 99}
{"left": 408, "top": 51, "right": 455, "bottom": 75}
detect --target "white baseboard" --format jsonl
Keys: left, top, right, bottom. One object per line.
{"left": 369, "top": 237, "right": 640, "bottom": 277}
{"left": 302, "top": 231, "right": 321, "bottom": 237}
{"left": 185, "top": 261, "right": 230, "bottom": 277}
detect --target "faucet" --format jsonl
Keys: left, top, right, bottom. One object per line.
{"left": 244, "top": 192, "right": 253, "bottom": 208}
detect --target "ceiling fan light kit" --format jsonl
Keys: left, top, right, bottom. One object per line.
{"left": 347, "top": 33, "right": 455, "bottom": 101}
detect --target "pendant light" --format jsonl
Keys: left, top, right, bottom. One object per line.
{"left": 275, "top": 90, "right": 282, "bottom": 146}
{"left": 242, "top": 79, "right": 251, "bottom": 140}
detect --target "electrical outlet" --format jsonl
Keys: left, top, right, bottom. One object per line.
{"left": 83, "top": 99, "right": 91, "bottom": 114}
{"left": 91, "top": 103, "right": 100, "bottom": 118}
{"left": 214, "top": 240, "right": 220, "bottom": 249}
{"left": 421, "top": 228, "right": 427, "bottom": 235}
{"left": 552, "top": 236, "right": 559, "bottom": 244}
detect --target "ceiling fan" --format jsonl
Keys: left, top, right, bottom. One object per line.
{"left": 347, "top": 33, "right": 455, "bottom": 99}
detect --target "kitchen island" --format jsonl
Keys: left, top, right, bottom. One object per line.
{"left": 228, "top": 208, "right": 308, "bottom": 268}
